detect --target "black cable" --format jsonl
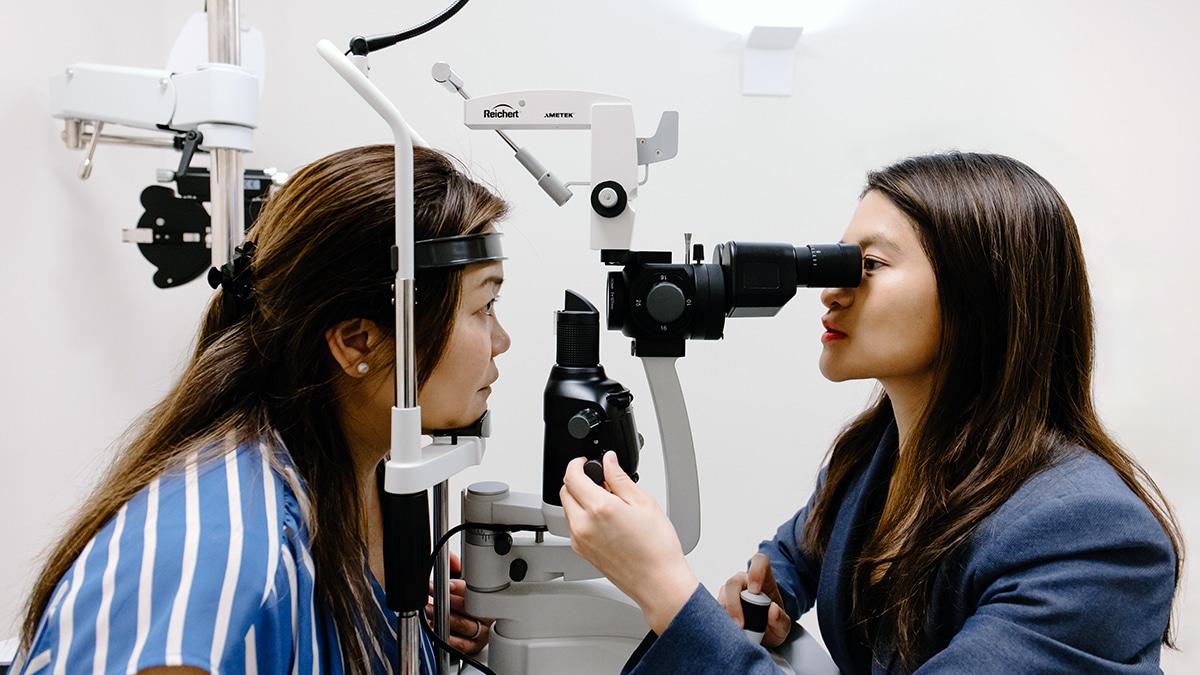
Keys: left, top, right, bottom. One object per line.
{"left": 422, "top": 521, "right": 547, "bottom": 675}
{"left": 420, "top": 618, "right": 495, "bottom": 675}
{"left": 347, "top": 0, "right": 472, "bottom": 56}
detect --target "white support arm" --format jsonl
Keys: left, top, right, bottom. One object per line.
{"left": 464, "top": 89, "right": 672, "bottom": 251}
{"left": 463, "top": 90, "right": 628, "bottom": 129}
{"left": 641, "top": 356, "right": 701, "bottom": 554}
{"left": 49, "top": 62, "right": 258, "bottom": 151}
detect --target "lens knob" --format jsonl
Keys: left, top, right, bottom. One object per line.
{"left": 645, "top": 281, "right": 687, "bottom": 324}
{"left": 568, "top": 408, "right": 603, "bottom": 439}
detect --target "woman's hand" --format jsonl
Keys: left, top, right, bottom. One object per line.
{"left": 426, "top": 553, "right": 494, "bottom": 655}
{"left": 559, "top": 451, "right": 700, "bottom": 634}
{"left": 716, "top": 553, "right": 794, "bottom": 647}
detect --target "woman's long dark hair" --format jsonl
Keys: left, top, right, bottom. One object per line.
{"left": 21, "top": 144, "right": 509, "bottom": 673}
{"left": 802, "top": 152, "right": 1182, "bottom": 670}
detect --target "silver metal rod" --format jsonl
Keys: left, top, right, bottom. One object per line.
{"left": 495, "top": 129, "right": 520, "bottom": 153}
{"left": 77, "top": 120, "right": 104, "bottom": 180}
{"left": 207, "top": 0, "right": 243, "bottom": 268}
{"left": 399, "top": 612, "right": 424, "bottom": 674}
{"left": 446, "top": 75, "right": 519, "bottom": 155}
{"left": 208, "top": 0, "right": 240, "bottom": 65}
{"left": 397, "top": 279, "right": 418, "bottom": 408}
{"left": 433, "top": 481, "right": 452, "bottom": 674}
{"left": 62, "top": 129, "right": 176, "bottom": 149}
{"left": 210, "top": 149, "right": 244, "bottom": 267}
{"left": 63, "top": 119, "right": 83, "bottom": 149}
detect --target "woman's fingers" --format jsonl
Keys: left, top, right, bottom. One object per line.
{"left": 446, "top": 613, "right": 492, "bottom": 655}
{"left": 424, "top": 578, "right": 496, "bottom": 655}
{"left": 717, "top": 571, "right": 751, "bottom": 627}
{"left": 763, "top": 602, "right": 793, "bottom": 649}
{"left": 599, "top": 451, "right": 636, "bottom": 496}
{"left": 746, "top": 553, "right": 772, "bottom": 595}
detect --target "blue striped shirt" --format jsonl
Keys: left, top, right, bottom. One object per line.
{"left": 12, "top": 441, "right": 436, "bottom": 675}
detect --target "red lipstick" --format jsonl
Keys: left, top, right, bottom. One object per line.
{"left": 821, "top": 318, "right": 847, "bottom": 343}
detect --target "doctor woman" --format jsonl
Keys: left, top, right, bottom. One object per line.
{"left": 561, "top": 152, "right": 1183, "bottom": 673}
{"left": 13, "top": 144, "right": 509, "bottom": 674}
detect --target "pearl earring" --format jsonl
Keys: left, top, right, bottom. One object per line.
{"left": 357, "top": 362, "right": 370, "bottom": 375}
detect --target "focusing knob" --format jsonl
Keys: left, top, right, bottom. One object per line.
{"left": 597, "top": 187, "right": 619, "bottom": 208}
{"left": 590, "top": 180, "right": 628, "bottom": 218}
{"left": 494, "top": 532, "right": 513, "bottom": 556}
{"left": 567, "top": 408, "right": 603, "bottom": 439}
{"left": 645, "top": 282, "right": 687, "bottom": 324}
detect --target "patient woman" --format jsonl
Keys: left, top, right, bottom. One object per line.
{"left": 13, "top": 145, "right": 510, "bottom": 674}
{"left": 561, "top": 152, "right": 1183, "bottom": 673}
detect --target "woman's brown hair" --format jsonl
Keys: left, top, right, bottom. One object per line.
{"left": 21, "top": 144, "right": 508, "bottom": 673}
{"left": 802, "top": 152, "right": 1182, "bottom": 670}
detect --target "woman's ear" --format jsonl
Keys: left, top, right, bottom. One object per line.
{"left": 325, "top": 318, "right": 381, "bottom": 378}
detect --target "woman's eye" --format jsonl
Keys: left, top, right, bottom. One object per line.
{"left": 863, "top": 258, "right": 881, "bottom": 272}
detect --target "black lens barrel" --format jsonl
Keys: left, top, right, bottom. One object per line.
{"left": 713, "top": 241, "right": 861, "bottom": 318}
{"left": 797, "top": 243, "right": 862, "bottom": 288}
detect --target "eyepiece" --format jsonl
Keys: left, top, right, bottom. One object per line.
{"left": 796, "top": 243, "right": 862, "bottom": 288}
{"left": 712, "top": 241, "right": 861, "bottom": 318}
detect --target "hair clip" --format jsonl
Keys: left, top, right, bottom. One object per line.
{"left": 206, "top": 240, "right": 258, "bottom": 306}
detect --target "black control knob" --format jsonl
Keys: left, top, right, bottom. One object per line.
{"left": 509, "top": 558, "right": 529, "bottom": 582}
{"left": 494, "top": 532, "right": 512, "bottom": 556}
{"left": 645, "top": 282, "right": 687, "bottom": 324}
{"left": 567, "top": 408, "right": 603, "bottom": 439}
{"left": 584, "top": 459, "right": 606, "bottom": 486}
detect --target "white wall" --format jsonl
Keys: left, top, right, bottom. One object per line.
{"left": 2, "top": 0, "right": 1196, "bottom": 671}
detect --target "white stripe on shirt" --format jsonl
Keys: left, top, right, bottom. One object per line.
{"left": 167, "top": 451, "right": 202, "bottom": 660}
{"left": 53, "top": 537, "right": 95, "bottom": 675}
{"left": 244, "top": 625, "right": 258, "bottom": 675}
{"left": 22, "top": 649, "right": 51, "bottom": 674}
{"left": 366, "top": 580, "right": 392, "bottom": 671}
{"left": 128, "top": 477, "right": 160, "bottom": 672}
{"left": 93, "top": 504, "right": 127, "bottom": 674}
{"left": 211, "top": 450, "right": 245, "bottom": 667}
{"left": 280, "top": 544, "right": 298, "bottom": 675}
{"left": 260, "top": 446, "right": 280, "bottom": 606}
{"left": 293, "top": 538, "right": 320, "bottom": 675}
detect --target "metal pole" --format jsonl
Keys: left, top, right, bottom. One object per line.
{"left": 433, "top": 481, "right": 452, "bottom": 673}
{"left": 207, "top": 0, "right": 244, "bottom": 267}
{"left": 399, "top": 610, "right": 424, "bottom": 673}
{"left": 313, "top": 39, "right": 427, "bottom": 675}
{"left": 397, "top": 270, "right": 423, "bottom": 675}
{"left": 393, "top": 75, "right": 422, "bottom": 669}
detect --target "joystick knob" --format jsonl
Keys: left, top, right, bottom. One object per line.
{"left": 583, "top": 459, "right": 606, "bottom": 486}
{"left": 740, "top": 589, "right": 771, "bottom": 644}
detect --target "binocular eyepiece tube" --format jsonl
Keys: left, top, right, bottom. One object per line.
{"left": 605, "top": 241, "right": 862, "bottom": 344}
{"left": 712, "top": 241, "right": 863, "bottom": 317}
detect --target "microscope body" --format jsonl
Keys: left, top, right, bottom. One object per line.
{"left": 462, "top": 482, "right": 647, "bottom": 674}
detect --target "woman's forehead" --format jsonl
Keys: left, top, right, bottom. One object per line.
{"left": 463, "top": 261, "right": 504, "bottom": 290}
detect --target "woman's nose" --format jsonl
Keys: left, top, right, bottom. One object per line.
{"left": 492, "top": 318, "right": 511, "bottom": 356}
{"left": 821, "top": 285, "right": 852, "bottom": 308}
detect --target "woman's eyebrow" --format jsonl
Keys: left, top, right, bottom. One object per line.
{"left": 474, "top": 274, "right": 504, "bottom": 291}
{"left": 854, "top": 235, "right": 902, "bottom": 254}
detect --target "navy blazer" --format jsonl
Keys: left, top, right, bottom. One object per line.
{"left": 623, "top": 423, "right": 1176, "bottom": 674}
